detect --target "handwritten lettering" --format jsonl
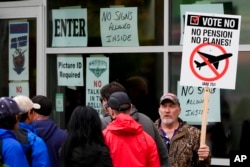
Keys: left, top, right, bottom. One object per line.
{"left": 109, "top": 23, "right": 131, "bottom": 31}
{"left": 114, "top": 11, "right": 133, "bottom": 20}
{"left": 106, "top": 34, "right": 132, "bottom": 42}
{"left": 185, "top": 109, "right": 203, "bottom": 116}
{"left": 197, "top": 87, "right": 216, "bottom": 94}
{"left": 186, "top": 99, "right": 204, "bottom": 105}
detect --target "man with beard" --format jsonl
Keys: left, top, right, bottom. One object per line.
{"left": 154, "top": 93, "right": 211, "bottom": 167}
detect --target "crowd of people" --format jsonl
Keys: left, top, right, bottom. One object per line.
{"left": 0, "top": 81, "right": 211, "bottom": 167}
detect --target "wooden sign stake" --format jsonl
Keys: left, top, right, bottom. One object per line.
{"left": 199, "top": 86, "right": 210, "bottom": 161}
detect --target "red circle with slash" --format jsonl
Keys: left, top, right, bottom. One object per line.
{"left": 189, "top": 43, "right": 229, "bottom": 81}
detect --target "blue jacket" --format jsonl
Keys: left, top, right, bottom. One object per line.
{"left": 32, "top": 119, "right": 67, "bottom": 167}
{"left": 0, "top": 128, "right": 29, "bottom": 167}
{"left": 16, "top": 122, "right": 51, "bottom": 167}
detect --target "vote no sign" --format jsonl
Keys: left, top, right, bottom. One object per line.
{"left": 180, "top": 12, "right": 241, "bottom": 89}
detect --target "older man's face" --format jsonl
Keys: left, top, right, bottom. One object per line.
{"left": 158, "top": 101, "right": 181, "bottom": 126}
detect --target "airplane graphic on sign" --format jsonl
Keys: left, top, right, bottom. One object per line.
{"left": 194, "top": 51, "right": 232, "bottom": 70}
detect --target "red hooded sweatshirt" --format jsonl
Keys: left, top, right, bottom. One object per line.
{"left": 103, "top": 113, "right": 160, "bottom": 167}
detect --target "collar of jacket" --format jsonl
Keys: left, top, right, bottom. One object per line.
{"left": 155, "top": 118, "right": 189, "bottom": 142}
{"left": 129, "top": 105, "right": 139, "bottom": 121}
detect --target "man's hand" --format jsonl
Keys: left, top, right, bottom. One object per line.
{"left": 198, "top": 145, "right": 210, "bottom": 160}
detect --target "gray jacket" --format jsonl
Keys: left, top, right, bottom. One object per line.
{"left": 102, "top": 106, "right": 170, "bottom": 167}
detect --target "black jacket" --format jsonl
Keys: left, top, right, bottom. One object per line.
{"left": 64, "top": 143, "right": 113, "bottom": 167}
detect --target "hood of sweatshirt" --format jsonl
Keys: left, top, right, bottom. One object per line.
{"left": 32, "top": 119, "right": 61, "bottom": 141}
{"left": 106, "top": 113, "right": 143, "bottom": 136}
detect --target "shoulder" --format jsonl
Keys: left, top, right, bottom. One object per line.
{"left": 179, "top": 122, "right": 201, "bottom": 140}
{"left": 182, "top": 123, "right": 200, "bottom": 133}
{"left": 101, "top": 116, "right": 112, "bottom": 130}
{"left": 3, "top": 137, "right": 24, "bottom": 155}
{"left": 154, "top": 119, "right": 161, "bottom": 128}
{"left": 134, "top": 112, "right": 157, "bottom": 135}
{"left": 137, "top": 112, "right": 153, "bottom": 121}
{"left": 57, "top": 128, "right": 67, "bottom": 136}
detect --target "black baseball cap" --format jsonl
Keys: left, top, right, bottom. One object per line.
{"left": 107, "top": 92, "right": 131, "bottom": 111}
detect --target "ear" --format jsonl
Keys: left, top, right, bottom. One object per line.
{"left": 27, "top": 110, "right": 34, "bottom": 122}
{"left": 108, "top": 108, "right": 116, "bottom": 119}
{"left": 15, "top": 114, "right": 20, "bottom": 123}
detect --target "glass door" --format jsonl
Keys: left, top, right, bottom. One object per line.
{"left": 0, "top": 1, "right": 45, "bottom": 98}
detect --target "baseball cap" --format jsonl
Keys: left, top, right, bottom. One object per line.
{"left": 0, "top": 97, "right": 26, "bottom": 119}
{"left": 13, "top": 95, "right": 40, "bottom": 113}
{"left": 107, "top": 92, "right": 131, "bottom": 111}
{"left": 160, "top": 93, "right": 180, "bottom": 105}
{"left": 31, "top": 95, "right": 52, "bottom": 116}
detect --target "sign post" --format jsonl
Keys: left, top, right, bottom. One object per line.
{"left": 199, "top": 87, "right": 210, "bottom": 160}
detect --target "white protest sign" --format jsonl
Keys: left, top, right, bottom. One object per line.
{"left": 52, "top": 9, "right": 88, "bottom": 47}
{"left": 86, "top": 56, "right": 109, "bottom": 117}
{"left": 100, "top": 7, "right": 139, "bottom": 46}
{"left": 179, "top": 4, "right": 224, "bottom": 45}
{"left": 9, "top": 22, "right": 29, "bottom": 81}
{"left": 177, "top": 81, "right": 220, "bottom": 124}
{"left": 180, "top": 12, "right": 241, "bottom": 89}
{"left": 57, "top": 55, "right": 83, "bottom": 86}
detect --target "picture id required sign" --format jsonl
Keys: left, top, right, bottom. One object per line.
{"left": 180, "top": 12, "right": 241, "bottom": 89}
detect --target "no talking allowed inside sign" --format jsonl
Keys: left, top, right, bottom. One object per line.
{"left": 180, "top": 12, "right": 241, "bottom": 90}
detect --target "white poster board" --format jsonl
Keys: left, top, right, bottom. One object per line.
{"left": 9, "top": 22, "right": 29, "bottom": 81}
{"left": 9, "top": 81, "right": 29, "bottom": 97}
{"left": 177, "top": 81, "right": 220, "bottom": 124}
{"left": 86, "top": 56, "right": 109, "bottom": 117}
{"left": 52, "top": 9, "right": 88, "bottom": 47}
{"left": 100, "top": 7, "right": 139, "bottom": 46}
{"left": 57, "top": 55, "right": 84, "bottom": 86}
{"left": 180, "top": 12, "right": 241, "bottom": 89}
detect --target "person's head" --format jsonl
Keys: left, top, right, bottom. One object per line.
{"left": 60, "top": 105, "right": 106, "bottom": 167}
{"left": 158, "top": 93, "right": 181, "bottom": 127}
{"left": 67, "top": 105, "right": 104, "bottom": 144}
{"left": 31, "top": 95, "right": 53, "bottom": 119}
{"left": 0, "top": 97, "right": 25, "bottom": 130}
{"left": 13, "top": 95, "right": 40, "bottom": 124}
{"left": 107, "top": 92, "right": 132, "bottom": 119}
{"left": 125, "top": 76, "right": 148, "bottom": 100}
{"left": 100, "top": 81, "right": 127, "bottom": 116}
